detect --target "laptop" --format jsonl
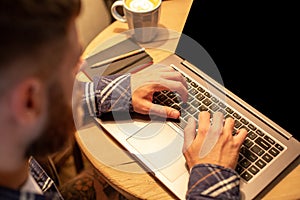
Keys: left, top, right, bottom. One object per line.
{"left": 89, "top": 0, "right": 300, "bottom": 199}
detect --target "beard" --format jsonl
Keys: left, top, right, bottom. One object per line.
{"left": 25, "top": 80, "right": 76, "bottom": 158}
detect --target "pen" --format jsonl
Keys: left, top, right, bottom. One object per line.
{"left": 91, "top": 47, "right": 145, "bottom": 68}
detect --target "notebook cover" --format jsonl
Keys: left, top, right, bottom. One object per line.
{"left": 82, "top": 38, "right": 153, "bottom": 80}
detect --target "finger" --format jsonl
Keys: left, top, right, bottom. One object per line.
{"left": 222, "top": 116, "right": 235, "bottom": 137}
{"left": 158, "top": 79, "right": 188, "bottom": 102}
{"left": 183, "top": 117, "right": 197, "bottom": 152}
{"left": 148, "top": 103, "right": 181, "bottom": 119}
{"left": 161, "top": 71, "right": 188, "bottom": 89}
{"left": 197, "top": 111, "right": 211, "bottom": 137}
{"left": 156, "top": 64, "right": 177, "bottom": 72}
{"left": 210, "top": 111, "right": 224, "bottom": 135}
{"left": 234, "top": 128, "right": 248, "bottom": 147}
{"left": 146, "top": 64, "right": 174, "bottom": 73}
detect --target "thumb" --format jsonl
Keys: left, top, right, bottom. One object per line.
{"left": 149, "top": 103, "right": 181, "bottom": 119}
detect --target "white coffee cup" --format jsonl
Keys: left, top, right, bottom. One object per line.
{"left": 111, "top": 0, "right": 162, "bottom": 43}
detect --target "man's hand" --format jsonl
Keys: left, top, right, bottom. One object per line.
{"left": 183, "top": 111, "right": 248, "bottom": 171}
{"left": 131, "top": 64, "right": 188, "bottom": 119}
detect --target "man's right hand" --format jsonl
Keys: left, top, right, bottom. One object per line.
{"left": 182, "top": 111, "right": 248, "bottom": 171}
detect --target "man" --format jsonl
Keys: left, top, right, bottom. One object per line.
{"left": 0, "top": 1, "right": 247, "bottom": 200}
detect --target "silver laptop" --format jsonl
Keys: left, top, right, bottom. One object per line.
{"left": 91, "top": 0, "right": 300, "bottom": 199}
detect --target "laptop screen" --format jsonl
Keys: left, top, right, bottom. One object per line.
{"left": 176, "top": 0, "right": 298, "bottom": 140}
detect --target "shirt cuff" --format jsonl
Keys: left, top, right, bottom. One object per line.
{"left": 82, "top": 73, "right": 133, "bottom": 118}
{"left": 186, "top": 164, "right": 241, "bottom": 200}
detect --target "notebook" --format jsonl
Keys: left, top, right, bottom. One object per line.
{"left": 83, "top": 37, "right": 153, "bottom": 78}
{"left": 90, "top": 0, "right": 300, "bottom": 199}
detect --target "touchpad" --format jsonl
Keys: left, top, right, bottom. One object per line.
{"left": 126, "top": 122, "right": 187, "bottom": 182}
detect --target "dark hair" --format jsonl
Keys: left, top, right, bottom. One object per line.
{"left": 0, "top": 0, "right": 81, "bottom": 72}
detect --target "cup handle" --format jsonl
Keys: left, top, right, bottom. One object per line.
{"left": 111, "top": 0, "right": 127, "bottom": 23}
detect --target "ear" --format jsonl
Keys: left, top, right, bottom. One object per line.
{"left": 10, "top": 78, "right": 46, "bottom": 126}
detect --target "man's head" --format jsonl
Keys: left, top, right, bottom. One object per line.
{"left": 0, "top": 0, "right": 82, "bottom": 169}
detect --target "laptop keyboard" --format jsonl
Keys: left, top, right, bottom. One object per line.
{"left": 152, "top": 64, "right": 286, "bottom": 182}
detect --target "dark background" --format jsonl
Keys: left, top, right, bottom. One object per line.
{"left": 177, "top": 0, "right": 299, "bottom": 140}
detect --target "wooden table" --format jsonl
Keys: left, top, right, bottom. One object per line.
{"left": 75, "top": 0, "right": 300, "bottom": 199}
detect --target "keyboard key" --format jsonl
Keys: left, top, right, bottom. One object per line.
{"left": 187, "top": 95, "right": 193, "bottom": 101}
{"left": 234, "top": 120, "right": 242, "bottom": 129}
{"left": 256, "top": 129, "right": 264, "bottom": 136}
{"left": 251, "top": 145, "right": 265, "bottom": 156}
{"left": 196, "top": 93, "right": 205, "bottom": 101}
{"left": 264, "top": 135, "right": 275, "bottom": 145}
{"left": 172, "top": 104, "right": 181, "bottom": 112}
{"left": 218, "top": 109, "right": 227, "bottom": 116}
{"left": 269, "top": 147, "right": 280, "bottom": 157}
{"left": 240, "top": 126, "right": 250, "bottom": 133}
{"left": 191, "top": 100, "right": 201, "bottom": 107}
{"left": 209, "top": 103, "right": 219, "bottom": 112}
{"left": 247, "top": 131, "right": 257, "bottom": 140}
{"left": 173, "top": 96, "right": 181, "bottom": 103}
{"left": 248, "top": 124, "right": 257, "bottom": 131}
{"left": 164, "top": 99, "right": 174, "bottom": 106}
{"left": 232, "top": 129, "right": 238, "bottom": 136}
{"left": 191, "top": 82, "right": 198, "bottom": 88}
{"left": 241, "top": 171, "right": 253, "bottom": 181}
{"left": 240, "top": 158, "right": 251, "bottom": 168}
{"left": 167, "top": 92, "right": 176, "bottom": 98}
{"left": 189, "top": 88, "right": 198, "bottom": 95}
{"left": 218, "top": 102, "right": 226, "bottom": 108}
{"left": 211, "top": 96, "right": 219, "bottom": 103}
{"left": 185, "top": 77, "right": 191, "bottom": 83}
{"left": 204, "top": 91, "right": 211, "bottom": 98}
{"left": 243, "top": 139, "right": 254, "bottom": 148}
{"left": 233, "top": 112, "right": 241, "bottom": 119}
{"left": 235, "top": 164, "right": 244, "bottom": 174}
{"left": 202, "top": 98, "right": 212, "bottom": 106}
{"left": 262, "top": 153, "right": 273, "bottom": 163}
{"left": 240, "top": 147, "right": 258, "bottom": 162}
{"left": 187, "top": 107, "right": 197, "bottom": 115}
{"left": 177, "top": 119, "right": 187, "bottom": 129}
{"left": 255, "top": 137, "right": 271, "bottom": 150}
{"left": 275, "top": 143, "right": 284, "bottom": 151}
{"left": 238, "top": 154, "right": 244, "bottom": 162}
{"left": 248, "top": 165, "right": 260, "bottom": 175}
{"left": 157, "top": 94, "right": 167, "bottom": 102}
{"left": 194, "top": 112, "right": 200, "bottom": 119}
{"left": 255, "top": 159, "right": 266, "bottom": 169}
{"left": 180, "top": 102, "right": 189, "bottom": 109}
{"left": 197, "top": 86, "right": 205, "bottom": 93}
{"left": 152, "top": 99, "right": 159, "bottom": 104}
{"left": 240, "top": 118, "right": 249, "bottom": 125}
{"left": 199, "top": 105, "right": 208, "bottom": 111}
{"left": 224, "top": 114, "right": 232, "bottom": 119}
{"left": 180, "top": 110, "right": 188, "bottom": 118}
{"left": 225, "top": 107, "right": 234, "bottom": 114}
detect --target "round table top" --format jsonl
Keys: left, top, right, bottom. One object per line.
{"left": 76, "top": 0, "right": 300, "bottom": 199}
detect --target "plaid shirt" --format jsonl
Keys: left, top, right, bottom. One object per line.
{"left": 186, "top": 164, "right": 240, "bottom": 199}
{"left": 83, "top": 73, "right": 241, "bottom": 200}
{"left": 0, "top": 157, "right": 62, "bottom": 200}
{"left": 83, "top": 73, "right": 133, "bottom": 118}
{"left": 0, "top": 75, "right": 241, "bottom": 200}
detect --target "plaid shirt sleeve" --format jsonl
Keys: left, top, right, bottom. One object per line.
{"left": 186, "top": 164, "right": 241, "bottom": 200}
{"left": 83, "top": 73, "right": 133, "bottom": 117}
